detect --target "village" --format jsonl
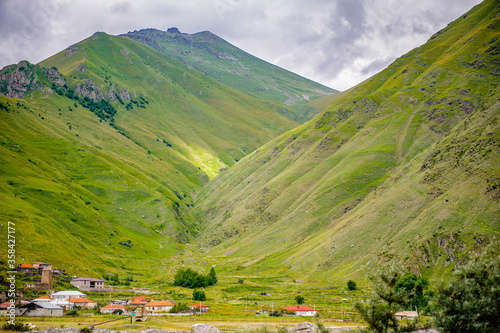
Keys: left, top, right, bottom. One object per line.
{"left": 1, "top": 260, "right": 421, "bottom": 332}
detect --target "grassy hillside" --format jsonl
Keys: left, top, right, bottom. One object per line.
{"left": 0, "top": 32, "right": 300, "bottom": 278}
{"left": 194, "top": 0, "right": 500, "bottom": 283}
{"left": 123, "top": 28, "right": 336, "bottom": 121}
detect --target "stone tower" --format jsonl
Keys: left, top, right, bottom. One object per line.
{"left": 41, "top": 269, "right": 53, "bottom": 289}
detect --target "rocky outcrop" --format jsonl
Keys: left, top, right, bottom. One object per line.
{"left": 0, "top": 61, "right": 42, "bottom": 98}
{"left": 42, "top": 66, "right": 67, "bottom": 87}
{"left": 76, "top": 79, "right": 104, "bottom": 101}
{"left": 190, "top": 324, "right": 219, "bottom": 333}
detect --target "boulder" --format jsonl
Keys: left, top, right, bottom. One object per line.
{"left": 289, "top": 322, "right": 319, "bottom": 333}
{"left": 190, "top": 324, "right": 220, "bottom": 333}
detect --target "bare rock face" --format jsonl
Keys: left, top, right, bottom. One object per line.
{"left": 76, "top": 79, "right": 104, "bottom": 101}
{"left": 190, "top": 323, "right": 220, "bottom": 333}
{"left": 289, "top": 322, "right": 319, "bottom": 333}
{"left": 42, "top": 67, "right": 67, "bottom": 87}
{"left": 0, "top": 61, "right": 41, "bottom": 98}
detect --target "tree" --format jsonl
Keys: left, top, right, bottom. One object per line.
{"left": 347, "top": 280, "right": 357, "bottom": 291}
{"left": 295, "top": 295, "right": 305, "bottom": 305}
{"left": 434, "top": 241, "right": 500, "bottom": 333}
{"left": 354, "top": 267, "right": 403, "bottom": 333}
{"left": 206, "top": 267, "right": 217, "bottom": 286}
{"left": 193, "top": 289, "right": 206, "bottom": 301}
{"left": 394, "top": 272, "right": 429, "bottom": 311}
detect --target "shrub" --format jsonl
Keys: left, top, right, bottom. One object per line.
{"left": 193, "top": 289, "right": 206, "bottom": 301}
{"left": 65, "top": 309, "right": 79, "bottom": 317}
{"left": 347, "top": 280, "right": 357, "bottom": 291}
{"left": 2, "top": 322, "right": 31, "bottom": 332}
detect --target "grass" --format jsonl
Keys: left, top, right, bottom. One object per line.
{"left": 193, "top": 0, "right": 500, "bottom": 283}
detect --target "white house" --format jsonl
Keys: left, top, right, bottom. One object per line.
{"left": 283, "top": 305, "right": 318, "bottom": 316}
{"left": 51, "top": 290, "right": 86, "bottom": 300}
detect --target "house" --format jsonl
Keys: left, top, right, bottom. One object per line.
{"left": 32, "top": 262, "right": 52, "bottom": 273}
{"left": 51, "top": 290, "right": 86, "bottom": 300}
{"left": 101, "top": 304, "right": 128, "bottom": 314}
{"left": 395, "top": 311, "right": 418, "bottom": 321}
{"left": 68, "top": 298, "right": 97, "bottom": 309}
{"left": 70, "top": 277, "right": 105, "bottom": 291}
{"left": 16, "top": 264, "right": 38, "bottom": 276}
{"left": 145, "top": 300, "right": 173, "bottom": 314}
{"left": 50, "top": 300, "right": 73, "bottom": 310}
{"left": 16, "top": 302, "right": 63, "bottom": 317}
{"left": 283, "top": 306, "right": 318, "bottom": 316}
{"left": 190, "top": 303, "right": 209, "bottom": 312}
{"left": 128, "top": 297, "right": 148, "bottom": 306}
{"left": 33, "top": 296, "right": 54, "bottom": 302}
{"left": 53, "top": 269, "right": 67, "bottom": 276}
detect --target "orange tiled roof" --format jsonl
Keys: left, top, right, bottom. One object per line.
{"left": 102, "top": 304, "right": 126, "bottom": 309}
{"left": 21, "top": 263, "right": 35, "bottom": 269}
{"left": 284, "top": 306, "right": 316, "bottom": 311}
{"left": 145, "top": 300, "right": 173, "bottom": 306}
{"left": 133, "top": 297, "right": 148, "bottom": 302}
{"left": 191, "top": 303, "right": 209, "bottom": 307}
{"left": 68, "top": 298, "right": 95, "bottom": 303}
{"left": 35, "top": 296, "right": 54, "bottom": 300}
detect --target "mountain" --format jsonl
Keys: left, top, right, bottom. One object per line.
{"left": 0, "top": 31, "right": 302, "bottom": 276}
{"left": 194, "top": 0, "right": 500, "bottom": 282}
{"left": 123, "top": 28, "right": 336, "bottom": 121}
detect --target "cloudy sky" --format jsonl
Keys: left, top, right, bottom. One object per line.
{"left": 0, "top": 0, "right": 482, "bottom": 91}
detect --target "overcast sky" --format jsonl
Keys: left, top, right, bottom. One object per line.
{"left": 0, "top": 0, "right": 483, "bottom": 91}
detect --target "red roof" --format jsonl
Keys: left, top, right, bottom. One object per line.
{"left": 133, "top": 297, "right": 148, "bottom": 302}
{"left": 102, "top": 304, "right": 126, "bottom": 309}
{"left": 284, "top": 306, "right": 316, "bottom": 311}
{"left": 145, "top": 300, "right": 173, "bottom": 307}
{"left": 68, "top": 298, "right": 96, "bottom": 303}
{"left": 191, "top": 303, "right": 209, "bottom": 307}
{"left": 20, "top": 263, "right": 35, "bottom": 269}
{"left": 35, "top": 296, "right": 54, "bottom": 300}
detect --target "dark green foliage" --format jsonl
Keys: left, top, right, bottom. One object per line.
{"left": 65, "top": 309, "right": 79, "bottom": 317}
{"left": 347, "top": 280, "right": 357, "bottom": 291}
{"left": 295, "top": 295, "right": 305, "bottom": 305}
{"left": 80, "top": 327, "right": 92, "bottom": 333}
{"left": 173, "top": 267, "right": 217, "bottom": 289}
{"left": 2, "top": 322, "right": 31, "bottom": 332}
{"left": 193, "top": 289, "right": 206, "bottom": 301}
{"left": 434, "top": 241, "right": 500, "bottom": 333}
{"left": 169, "top": 302, "right": 189, "bottom": 313}
{"left": 394, "top": 273, "right": 429, "bottom": 311}
{"left": 112, "top": 309, "right": 123, "bottom": 315}
{"left": 207, "top": 267, "right": 217, "bottom": 285}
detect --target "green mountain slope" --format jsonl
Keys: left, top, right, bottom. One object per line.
{"left": 0, "top": 32, "right": 300, "bottom": 276}
{"left": 123, "top": 28, "right": 336, "bottom": 121}
{"left": 194, "top": 0, "right": 500, "bottom": 282}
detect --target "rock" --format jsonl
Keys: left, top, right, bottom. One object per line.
{"left": 190, "top": 323, "right": 220, "bottom": 333}
{"left": 289, "top": 322, "right": 319, "bottom": 333}
{"left": 76, "top": 79, "right": 104, "bottom": 101}
{"left": 167, "top": 27, "right": 180, "bottom": 34}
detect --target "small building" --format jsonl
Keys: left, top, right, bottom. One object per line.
{"left": 53, "top": 268, "right": 67, "bottom": 276}
{"left": 51, "top": 290, "right": 86, "bottom": 300}
{"left": 33, "top": 296, "right": 54, "bottom": 302}
{"left": 16, "top": 264, "right": 38, "bottom": 276}
{"left": 190, "top": 303, "right": 210, "bottom": 312}
{"left": 395, "top": 311, "right": 418, "bottom": 321}
{"left": 32, "top": 262, "right": 52, "bottom": 273}
{"left": 68, "top": 298, "right": 97, "bottom": 309}
{"left": 17, "top": 302, "right": 63, "bottom": 317}
{"left": 128, "top": 296, "right": 148, "bottom": 306}
{"left": 70, "top": 277, "right": 105, "bottom": 291}
{"left": 283, "top": 305, "right": 318, "bottom": 316}
{"left": 50, "top": 300, "right": 73, "bottom": 310}
{"left": 145, "top": 300, "right": 173, "bottom": 314}
{"left": 101, "top": 304, "right": 128, "bottom": 314}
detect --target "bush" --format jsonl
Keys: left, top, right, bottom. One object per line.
{"left": 347, "top": 280, "right": 357, "bottom": 291}
{"left": 65, "top": 309, "right": 79, "bottom": 317}
{"left": 2, "top": 322, "right": 31, "bottom": 332}
{"left": 169, "top": 302, "right": 189, "bottom": 313}
{"left": 112, "top": 309, "right": 123, "bottom": 315}
{"left": 193, "top": 289, "right": 206, "bottom": 301}
{"left": 295, "top": 295, "right": 305, "bottom": 305}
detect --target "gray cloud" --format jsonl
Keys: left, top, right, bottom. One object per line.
{"left": 0, "top": 0, "right": 483, "bottom": 91}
